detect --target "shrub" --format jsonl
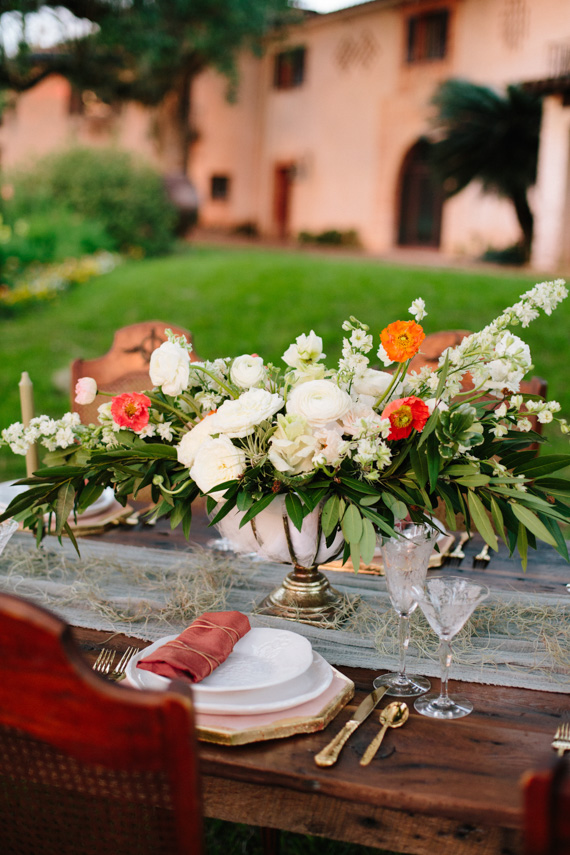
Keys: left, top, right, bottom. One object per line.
{"left": 298, "top": 228, "right": 361, "bottom": 247}
{"left": 9, "top": 147, "right": 177, "bottom": 256}
{"left": 0, "top": 207, "right": 113, "bottom": 279}
{"left": 481, "top": 243, "right": 528, "bottom": 266}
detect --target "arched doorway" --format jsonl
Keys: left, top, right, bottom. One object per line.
{"left": 397, "top": 139, "right": 444, "bottom": 247}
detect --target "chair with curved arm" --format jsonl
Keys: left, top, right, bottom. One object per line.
{"left": 70, "top": 321, "right": 201, "bottom": 425}
{"left": 0, "top": 591, "right": 204, "bottom": 855}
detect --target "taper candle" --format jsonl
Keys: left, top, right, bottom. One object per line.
{"left": 19, "top": 372, "right": 39, "bottom": 476}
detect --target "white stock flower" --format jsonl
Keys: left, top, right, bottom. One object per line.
{"left": 282, "top": 330, "right": 325, "bottom": 368}
{"left": 517, "top": 417, "right": 533, "bottom": 432}
{"left": 190, "top": 436, "right": 246, "bottom": 500}
{"left": 157, "top": 422, "right": 174, "bottom": 441}
{"left": 177, "top": 414, "right": 220, "bottom": 469}
{"left": 408, "top": 298, "right": 427, "bottom": 322}
{"left": 268, "top": 414, "right": 318, "bottom": 475}
{"left": 215, "top": 388, "right": 283, "bottom": 438}
{"left": 74, "top": 377, "right": 98, "bottom": 405}
{"left": 230, "top": 355, "right": 266, "bottom": 389}
{"left": 538, "top": 410, "right": 553, "bottom": 424}
{"left": 349, "top": 329, "right": 373, "bottom": 352}
{"left": 495, "top": 403, "right": 508, "bottom": 418}
{"left": 149, "top": 340, "right": 190, "bottom": 397}
{"left": 287, "top": 379, "right": 351, "bottom": 428}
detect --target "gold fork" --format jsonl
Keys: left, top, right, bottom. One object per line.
{"left": 92, "top": 647, "right": 137, "bottom": 681}
{"left": 93, "top": 648, "right": 116, "bottom": 675}
{"left": 552, "top": 722, "right": 570, "bottom": 756}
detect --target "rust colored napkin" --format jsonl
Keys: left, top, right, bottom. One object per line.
{"left": 136, "top": 611, "right": 251, "bottom": 684}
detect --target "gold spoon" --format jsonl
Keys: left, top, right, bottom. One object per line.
{"left": 359, "top": 701, "right": 409, "bottom": 766}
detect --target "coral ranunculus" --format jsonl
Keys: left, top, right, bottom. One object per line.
{"left": 380, "top": 320, "right": 425, "bottom": 363}
{"left": 382, "top": 396, "right": 430, "bottom": 440}
{"left": 111, "top": 392, "right": 152, "bottom": 432}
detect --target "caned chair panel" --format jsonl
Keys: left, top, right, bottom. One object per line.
{"left": 70, "top": 321, "right": 201, "bottom": 425}
{"left": 522, "top": 756, "right": 570, "bottom": 855}
{"left": 0, "top": 593, "right": 203, "bottom": 855}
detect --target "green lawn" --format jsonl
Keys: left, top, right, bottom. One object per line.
{"left": 1, "top": 242, "right": 568, "bottom": 482}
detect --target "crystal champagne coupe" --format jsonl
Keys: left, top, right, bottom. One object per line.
{"left": 373, "top": 521, "right": 436, "bottom": 697}
{"left": 413, "top": 576, "right": 490, "bottom": 719}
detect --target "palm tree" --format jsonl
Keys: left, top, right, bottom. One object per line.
{"left": 430, "top": 79, "right": 542, "bottom": 262}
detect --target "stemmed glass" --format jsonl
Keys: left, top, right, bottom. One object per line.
{"left": 412, "top": 576, "right": 489, "bottom": 719}
{"left": 373, "top": 521, "right": 436, "bottom": 697}
{"left": 0, "top": 519, "right": 18, "bottom": 556}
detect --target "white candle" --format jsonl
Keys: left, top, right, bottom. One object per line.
{"left": 19, "top": 372, "right": 39, "bottom": 477}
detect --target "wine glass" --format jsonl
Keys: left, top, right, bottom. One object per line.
{"left": 373, "top": 521, "right": 436, "bottom": 697}
{"left": 412, "top": 576, "right": 489, "bottom": 719}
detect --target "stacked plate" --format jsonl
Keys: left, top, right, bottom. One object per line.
{"left": 126, "top": 627, "right": 334, "bottom": 715}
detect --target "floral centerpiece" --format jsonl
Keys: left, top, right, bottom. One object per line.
{"left": 1, "top": 280, "right": 570, "bottom": 620}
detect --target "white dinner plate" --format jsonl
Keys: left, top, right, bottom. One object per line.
{"left": 131, "top": 627, "right": 314, "bottom": 694}
{"left": 127, "top": 646, "right": 333, "bottom": 715}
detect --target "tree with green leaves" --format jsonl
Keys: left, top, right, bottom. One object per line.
{"left": 430, "top": 78, "right": 542, "bottom": 262}
{"left": 0, "top": 0, "right": 295, "bottom": 174}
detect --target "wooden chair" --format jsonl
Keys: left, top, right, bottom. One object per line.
{"left": 522, "top": 755, "right": 570, "bottom": 855}
{"left": 0, "top": 592, "right": 203, "bottom": 855}
{"left": 71, "top": 321, "right": 201, "bottom": 424}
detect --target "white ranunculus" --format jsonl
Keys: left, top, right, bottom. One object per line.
{"left": 215, "top": 388, "right": 283, "bottom": 438}
{"left": 230, "top": 354, "right": 266, "bottom": 389}
{"left": 351, "top": 368, "right": 393, "bottom": 406}
{"left": 190, "top": 435, "right": 246, "bottom": 500}
{"left": 282, "top": 330, "right": 325, "bottom": 368}
{"left": 149, "top": 341, "right": 190, "bottom": 397}
{"left": 314, "top": 428, "right": 348, "bottom": 466}
{"left": 287, "top": 379, "right": 352, "bottom": 428}
{"left": 177, "top": 414, "right": 220, "bottom": 469}
{"left": 74, "top": 377, "right": 98, "bottom": 405}
{"left": 268, "top": 414, "right": 318, "bottom": 475}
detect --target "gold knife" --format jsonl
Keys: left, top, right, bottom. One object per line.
{"left": 314, "top": 684, "right": 388, "bottom": 767}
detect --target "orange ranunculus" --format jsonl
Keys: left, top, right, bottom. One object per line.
{"left": 111, "top": 392, "right": 152, "bottom": 432}
{"left": 382, "top": 396, "right": 430, "bottom": 441}
{"left": 380, "top": 320, "right": 425, "bottom": 363}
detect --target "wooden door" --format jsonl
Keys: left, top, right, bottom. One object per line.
{"left": 397, "top": 140, "right": 443, "bottom": 247}
{"left": 273, "top": 164, "right": 294, "bottom": 238}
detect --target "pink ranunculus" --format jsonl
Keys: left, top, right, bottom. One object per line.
{"left": 74, "top": 377, "right": 98, "bottom": 405}
{"left": 111, "top": 392, "right": 151, "bottom": 432}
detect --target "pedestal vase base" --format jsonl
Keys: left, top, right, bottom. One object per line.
{"left": 255, "top": 565, "right": 351, "bottom": 628}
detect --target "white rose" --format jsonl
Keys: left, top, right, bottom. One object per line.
{"left": 177, "top": 414, "right": 220, "bottom": 469}
{"left": 215, "top": 388, "right": 283, "bottom": 438}
{"left": 268, "top": 414, "right": 318, "bottom": 475}
{"left": 149, "top": 341, "right": 190, "bottom": 397}
{"left": 282, "top": 330, "right": 325, "bottom": 368}
{"left": 351, "top": 369, "right": 393, "bottom": 405}
{"left": 230, "top": 354, "right": 266, "bottom": 389}
{"left": 287, "top": 379, "right": 352, "bottom": 428}
{"left": 190, "top": 435, "right": 246, "bottom": 500}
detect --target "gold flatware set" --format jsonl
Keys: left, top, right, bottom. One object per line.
{"left": 315, "top": 687, "right": 410, "bottom": 768}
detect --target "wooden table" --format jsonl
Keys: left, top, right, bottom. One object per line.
{"left": 73, "top": 508, "right": 570, "bottom": 855}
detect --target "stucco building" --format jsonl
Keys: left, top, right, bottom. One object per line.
{"left": 1, "top": 0, "right": 569, "bottom": 270}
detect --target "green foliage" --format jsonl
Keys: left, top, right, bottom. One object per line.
{"left": 298, "top": 229, "right": 361, "bottom": 247}
{"left": 10, "top": 148, "right": 176, "bottom": 257}
{"left": 0, "top": 207, "right": 113, "bottom": 279}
